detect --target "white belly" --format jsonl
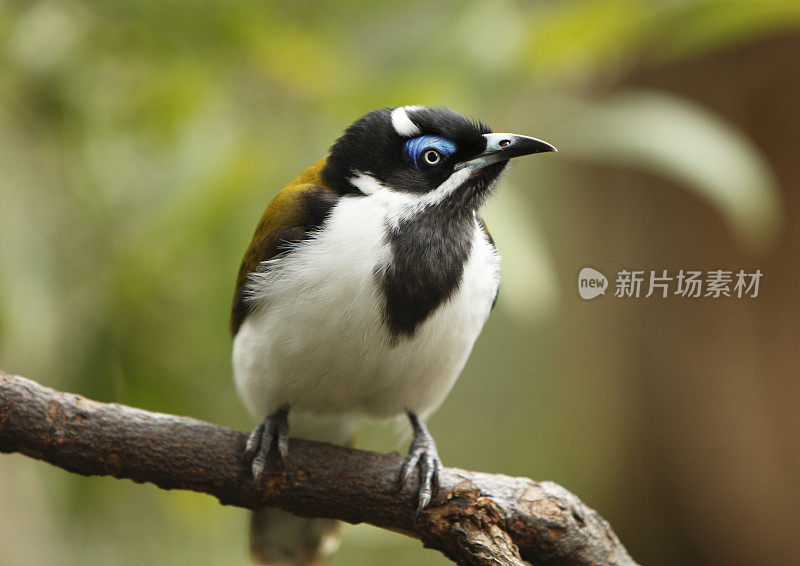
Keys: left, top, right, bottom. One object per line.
{"left": 232, "top": 192, "right": 499, "bottom": 421}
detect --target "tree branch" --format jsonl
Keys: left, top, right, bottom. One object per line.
{"left": 0, "top": 371, "right": 638, "bottom": 566}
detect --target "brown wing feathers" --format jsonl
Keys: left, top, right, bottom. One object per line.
{"left": 230, "top": 158, "right": 340, "bottom": 335}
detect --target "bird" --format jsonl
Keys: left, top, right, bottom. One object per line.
{"left": 231, "top": 105, "right": 555, "bottom": 565}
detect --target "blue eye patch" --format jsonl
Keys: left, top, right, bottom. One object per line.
{"left": 403, "top": 135, "right": 457, "bottom": 170}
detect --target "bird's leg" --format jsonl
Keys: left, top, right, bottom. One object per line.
{"left": 400, "top": 411, "right": 443, "bottom": 512}
{"left": 245, "top": 404, "right": 289, "bottom": 482}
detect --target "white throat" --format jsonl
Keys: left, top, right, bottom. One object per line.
{"left": 347, "top": 168, "right": 474, "bottom": 226}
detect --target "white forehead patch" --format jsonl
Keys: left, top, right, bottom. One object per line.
{"left": 348, "top": 170, "right": 388, "bottom": 195}
{"left": 390, "top": 106, "right": 422, "bottom": 137}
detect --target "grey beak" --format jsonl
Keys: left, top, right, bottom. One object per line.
{"left": 455, "top": 133, "right": 556, "bottom": 172}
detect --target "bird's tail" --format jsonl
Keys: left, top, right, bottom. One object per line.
{"left": 249, "top": 414, "right": 357, "bottom": 566}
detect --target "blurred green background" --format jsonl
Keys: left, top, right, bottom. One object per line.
{"left": 2, "top": 1, "right": 800, "bottom": 564}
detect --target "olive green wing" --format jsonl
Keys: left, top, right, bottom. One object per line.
{"left": 231, "top": 159, "right": 340, "bottom": 335}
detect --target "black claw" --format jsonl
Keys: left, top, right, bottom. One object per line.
{"left": 400, "top": 412, "right": 443, "bottom": 513}
{"left": 246, "top": 405, "right": 289, "bottom": 482}
{"left": 275, "top": 415, "right": 289, "bottom": 461}
{"left": 245, "top": 422, "right": 265, "bottom": 460}
{"left": 251, "top": 450, "right": 268, "bottom": 482}
{"left": 400, "top": 451, "right": 419, "bottom": 486}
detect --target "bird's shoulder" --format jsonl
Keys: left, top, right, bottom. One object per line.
{"left": 231, "top": 157, "right": 341, "bottom": 334}
{"left": 475, "top": 214, "right": 495, "bottom": 249}
{"left": 475, "top": 214, "right": 499, "bottom": 309}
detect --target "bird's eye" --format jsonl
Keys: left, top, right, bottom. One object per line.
{"left": 403, "top": 135, "right": 457, "bottom": 171}
{"left": 423, "top": 149, "right": 442, "bottom": 165}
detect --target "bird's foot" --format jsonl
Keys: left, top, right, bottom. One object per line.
{"left": 400, "top": 412, "right": 443, "bottom": 513}
{"left": 245, "top": 405, "right": 289, "bottom": 482}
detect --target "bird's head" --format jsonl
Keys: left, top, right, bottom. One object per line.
{"left": 323, "top": 106, "right": 555, "bottom": 212}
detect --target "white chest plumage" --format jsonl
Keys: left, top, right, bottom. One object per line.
{"left": 232, "top": 190, "right": 499, "bottom": 423}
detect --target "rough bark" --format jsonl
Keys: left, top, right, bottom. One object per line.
{"left": 0, "top": 371, "right": 637, "bottom": 566}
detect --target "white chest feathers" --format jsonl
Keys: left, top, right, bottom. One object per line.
{"left": 232, "top": 192, "right": 500, "bottom": 420}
